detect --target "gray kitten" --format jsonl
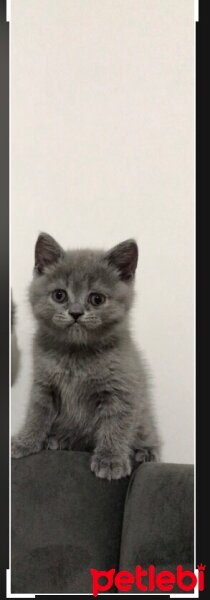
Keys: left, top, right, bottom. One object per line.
{"left": 11, "top": 233, "right": 161, "bottom": 479}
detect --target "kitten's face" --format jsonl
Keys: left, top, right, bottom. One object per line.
{"left": 29, "top": 234, "right": 138, "bottom": 347}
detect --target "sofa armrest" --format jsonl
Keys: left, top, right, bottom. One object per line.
{"left": 11, "top": 450, "right": 129, "bottom": 594}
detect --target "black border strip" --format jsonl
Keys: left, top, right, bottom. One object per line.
{"left": 0, "top": 0, "right": 9, "bottom": 597}
{"left": 196, "top": 0, "right": 209, "bottom": 594}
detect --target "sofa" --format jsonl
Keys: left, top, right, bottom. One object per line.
{"left": 11, "top": 451, "right": 194, "bottom": 594}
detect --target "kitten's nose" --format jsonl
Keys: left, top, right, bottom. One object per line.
{"left": 69, "top": 304, "right": 84, "bottom": 321}
{"left": 70, "top": 312, "right": 82, "bottom": 321}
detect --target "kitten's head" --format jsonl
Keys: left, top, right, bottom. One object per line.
{"left": 29, "top": 233, "right": 138, "bottom": 347}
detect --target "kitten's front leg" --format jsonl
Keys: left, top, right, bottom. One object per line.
{"left": 11, "top": 382, "right": 56, "bottom": 458}
{"left": 91, "top": 397, "right": 134, "bottom": 481}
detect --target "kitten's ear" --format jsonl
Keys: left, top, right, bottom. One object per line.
{"left": 35, "top": 233, "right": 64, "bottom": 274}
{"left": 105, "top": 239, "right": 138, "bottom": 281}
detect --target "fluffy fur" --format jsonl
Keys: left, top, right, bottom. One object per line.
{"left": 11, "top": 233, "right": 161, "bottom": 479}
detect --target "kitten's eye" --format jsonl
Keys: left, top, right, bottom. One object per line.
{"left": 52, "top": 289, "right": 68, "bottom": 303}
{"left": 88, "top": 293, "right": 105, "bottom": 306}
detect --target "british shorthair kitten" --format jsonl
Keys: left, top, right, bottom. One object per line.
{"left": 11, "top": 233, "right": 161, "bottom": 479}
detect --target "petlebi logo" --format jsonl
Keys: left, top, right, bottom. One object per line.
{"left": 90, "top": 563, "right": 206, "bottom": 596}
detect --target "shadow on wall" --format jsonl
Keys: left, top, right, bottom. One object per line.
{"left": 11, "top": 294, "right": 21, "bottom": 386}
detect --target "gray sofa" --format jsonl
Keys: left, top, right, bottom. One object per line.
{"left": 11, "top": 451, "right": 194, "bottom": 594}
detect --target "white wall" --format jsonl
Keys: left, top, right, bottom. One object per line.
{"left": 11, "top": 0, "right": 195, "bottom": 464}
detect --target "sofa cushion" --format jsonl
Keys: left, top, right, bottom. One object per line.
{"left": 119, "top": 462, "right": 194, "bottom": 593}
{"left": 11, "top": 450, "right": 129, "bottom": 594}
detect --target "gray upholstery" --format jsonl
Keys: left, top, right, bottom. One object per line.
{"left": 11, "top": 452, "right": 194, "bottom": 594}
{"left": 119, "top": 462, "right": 194, "bottom": 593}
{"left": 11, "top": 451, "right": 129, "bottom": 593}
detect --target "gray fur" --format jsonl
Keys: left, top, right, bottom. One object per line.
{"left": 11, "top": 233, "right": 161, "bottom": 479}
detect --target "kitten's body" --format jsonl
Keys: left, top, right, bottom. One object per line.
{"left": 11, "top": 235, "right": 160, "bottom": 479}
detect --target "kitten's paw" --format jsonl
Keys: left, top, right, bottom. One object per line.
{"left": 135, "top": 447, "right": 160, "bottom": 463}
{"left": 46, "top": 436, "right": 59, "bottom": 450}
{"left": 91, "top": 452, "right": 132, "bottom": 481}
{"left": 59, "top": 438, "right": 72, "bottom": 450}
{"left": 45, "top": 436, "right": 72, "bottom": 451}
{"left": 11, "top": 437, "right": 42, "bottom": 459}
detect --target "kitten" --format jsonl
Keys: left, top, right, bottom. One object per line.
{"left": 11, "top": 233, "right": 161, "bottom": 479}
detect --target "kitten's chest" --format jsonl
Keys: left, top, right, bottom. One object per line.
{"left": 45, "top": 352, "right": 105, "bottom": 406}
{"left": 49, "top": 354, "right": 105, "bottom": 435}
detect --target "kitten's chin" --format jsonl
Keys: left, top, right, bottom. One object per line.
{"left": 66, "top": 323, "right": 89, "bottom": 345}
{"left": 68, "top": 323, "right": 86, "bottom": 339}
